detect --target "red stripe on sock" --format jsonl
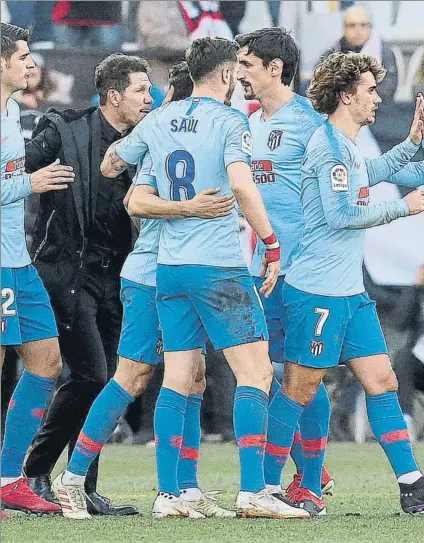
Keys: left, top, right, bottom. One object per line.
{"left": 180, "top": 447, "right": 199, "bottom": 460}
{"left": 381, "top": 429, "right": 410, "bottom": 444}
{"left": 265, "top": 442, "right": 291, "bottom": 458}
{"left": 8, "top": 399, "right": 16, "bottom": 410}
{"left": 31, "top": 408, "right": 45, "bottom": 419}
{"left": 302, "top": 437, "right": 328, "bottom": 452}
{"left": 170, "top": 435, "right": 183, "bottom": 448}
{"left": 293, "top": 431, "right": 301, "bottom": 445}
{"left": 238, "top": 434, "right": 267, "bottom": 449}
{"left": 77, "top": 431, "right": 103, "bottom": 453}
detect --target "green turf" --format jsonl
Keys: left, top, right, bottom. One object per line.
{"left": 2, "top": 443, "right": 424, "bottom": 543}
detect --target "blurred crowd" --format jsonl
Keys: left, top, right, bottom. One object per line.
{"left": 1, "top": 0, "right": 424, "bottom": 444}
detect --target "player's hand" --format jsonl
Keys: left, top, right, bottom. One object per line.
{"left": 186, "top": 188, "right": 235, "bottom": 218}
{"left": 30, "top": 159, "right": 75, "bottom": 193}
{"left": 259, "top": 259, "right": 280, "bottom": 297}
{"left": 404, "top": 190, "right": 424, "bottom": 215}
{"left": 259, "top": 233, "right": 281, "bottom": 297}
{"left": 409, "top": 93, "right": 424, "bottom": 146}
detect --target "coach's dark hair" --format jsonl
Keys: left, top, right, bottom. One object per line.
{"left": 307, "top": 52, "right": 386, "bottom": 115}
{"left": 94, "top": 53, "right": 150, "bottom": 106}
{"left": 186, "top": 37, "right": 239, "bottom": 84}
{"left": 1, "top": 23, "right": 31, "bottom": 62}
{"left": 235, "top": 27, "right": 299, "bottom": 86}
{"left": 169, "top": 61, "right": 193, "bottom": 101}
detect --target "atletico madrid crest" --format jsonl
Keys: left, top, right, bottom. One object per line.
{"left": 155, "top": 338, "right": 163, "bottom": 356}
{"left": 267, "top": 130, "right": 283, "bottom": 151}
{"left": 310, "top": 339, "right": 324, "bottom": 357}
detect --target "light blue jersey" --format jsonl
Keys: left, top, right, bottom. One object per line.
{"left": 249, "top": 94, "right": 323, "bottom": 276}
{"left": 286, "top": 122, "right": 422, "bottom": 296}
{"left": 116, "top": 97, "right": 251, "bottom": 268}
{"left": 120, "top": 153, "right": 161, "bottom": 287}
{"left": 1, "top": 99, "right": 32, "bottom": 268}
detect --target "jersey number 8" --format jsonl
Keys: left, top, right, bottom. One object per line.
{"left": 166, "top": 150, "right": 196, "bottom": 202}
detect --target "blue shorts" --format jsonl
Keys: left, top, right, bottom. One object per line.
{"left": 283, "top": 283, "right": 388, "bottom": 369}
{"left": 254, "top": 276, "right": 286, "bottom": 363}
{"left": 117, "top": 279, "right": 163, "bottom": 365}
{"left": 1, "top": 265, "right": 58, "bottom": 347}
{"left": 156, "top": 265, "right": 268, "bottom": 352}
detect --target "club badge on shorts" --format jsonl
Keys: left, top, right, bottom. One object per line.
{"left": 310, "top": 339, "right": 324, "bottom": 356}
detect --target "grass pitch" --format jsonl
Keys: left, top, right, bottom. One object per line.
{"left": 2, "top": 442, "right": 424, "bottom": 543}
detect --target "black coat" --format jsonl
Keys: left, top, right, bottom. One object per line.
{"left": 26, "top": 107, "right": 133, "bottom": 331}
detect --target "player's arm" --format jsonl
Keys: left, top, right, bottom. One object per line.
{"left": 128, "top": 185, "right": 235, "bottom": 219}
{"left": 101, "top": 120, "right": 149, "bottom": 178}
{"left": 127, "top": 151, "right": 235, "bottom": 219}
{"left": 1, "top": 171, "right": 32, "bottom": 205}
{"left": 318, "top": 159, "right": 422, "bottom": 230}
{"left": 366, "top": 95, "right": 424, "bottom": 185}
{"left": 228, "top": 161, "right": 280, "bottom": 296}
{"left": 382, "top": 161, "right": 424, "bottom": 188}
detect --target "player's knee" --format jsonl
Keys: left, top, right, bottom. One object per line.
{"left": 374, "top": 369, "right": 398, "bottom": 394}
{"left": 115, "top": 361, "right": 155, "bottom": 397}
{"left": 253, "top": 362, "right": 273, "bottom": 394}
{"left": 43, "top": 349, "right": 62, "bottom": 379}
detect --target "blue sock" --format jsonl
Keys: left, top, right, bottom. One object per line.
{"left": 154, "top": 387, "right": 187, "bottom": 496}
{"left": 67, "top": 379, "right": 133, "bottom": 476}
{"left": 299, "top": 382, "right": 331, "bottom": 496}
{"left": 290, "top": 426, "right": 303, "bottom": 474}
{"left": 264, "top": 390, "right": 304, "bottom": 486}
{"left": 178, "top": 394, "right": 202, "bottom": 490}
{"left": 269, "top": 377, "right": 280, "bottom": 402}
{"left": 366, "top": 391, "right": 419, "bottom": 477}
{"left": 1, "top": 370, "right": 55, "bottom": 477}
{"left": 234, "top": 386, "right": 268, "bottom": 492}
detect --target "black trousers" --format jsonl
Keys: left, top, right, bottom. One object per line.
{"left": 24, "top": 263, "right": 122, "bottom": 493}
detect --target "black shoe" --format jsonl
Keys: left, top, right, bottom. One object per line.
{"left": 86, "top": 492, "right": 139, "bottom": 516}
{"left": 400, "top": 476, "right": 424, "bottom": 514}
{"left": 27, "top": 474, "right": 59, "bottom": 505}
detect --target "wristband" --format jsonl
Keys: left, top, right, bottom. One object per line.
{"left": 262, "top": 232, "right": 280, "bottom": 263}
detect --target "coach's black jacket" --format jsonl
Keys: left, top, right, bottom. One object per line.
{"left": 25, "top": 107, "right": 134, "bottom": 332}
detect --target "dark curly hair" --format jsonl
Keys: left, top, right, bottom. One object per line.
{"left": 307, "top": 52, "right": 387, "bottom": 115}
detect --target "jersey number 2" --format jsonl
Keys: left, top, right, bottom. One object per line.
{"left": 1, "top": 288, "right": 16, "bottom": 316}
{"left": 166, "top": 150, "right": 196, "bottom": 202}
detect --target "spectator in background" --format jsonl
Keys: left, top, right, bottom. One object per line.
{"left": 52, "top": 1, "right": 121, "bottom": 51}
{"left": 7, "top": 1, "right": 55, "bottom": 43}
{"left": 320, "top": 4, "right": 398, "bottom": 102}
{"left": 219, "top": 1, "right": 247, "bottom": 36}
{"left": 138, "top": 1, "right": 232, "bottom": 53}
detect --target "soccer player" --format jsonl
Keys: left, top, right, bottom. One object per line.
{"left": 101, "top": 37, "right": 309, "bottom": 519}
{"left": 273, "top": 51, "right": 424, "bottom": 515}
{"left": 236, "top": 27, "right": 333, "bottom": 516}
{"left": 1, "top": 23, "right": 74, "bottom": 514}
{"left": 51, "top": 62, "right": 235, "bottom": 520}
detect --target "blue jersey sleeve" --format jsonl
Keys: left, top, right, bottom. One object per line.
{"left": 1, "top": 172, "right": 32, "bottom": 205}
{"left": 384, "top": 161, "right": 424, "bottom": 187}
{"left": 317, "top": 151, "right": 410, "bottom": 230}
{"left": 224, "top": 113, "right": 252, "bottom": 168}
{"left": 133, "top": 152, "right": 157, "bottom": 188}
{"left": 115, "top": 117, "right": 149, "bottom": 165}
{"left": 366, "top": 137, "right": 420, "bottom": 186}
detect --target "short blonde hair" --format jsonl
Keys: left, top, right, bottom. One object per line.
{"left": 307, "top": 52, "right": 386, "bottom": 115}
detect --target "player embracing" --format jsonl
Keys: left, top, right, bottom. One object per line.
{"left": 101, "top": 37, "right": 308, "bottom": 519}
{"left": 273, "top": 51, "right": 424, "bottom": 515}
